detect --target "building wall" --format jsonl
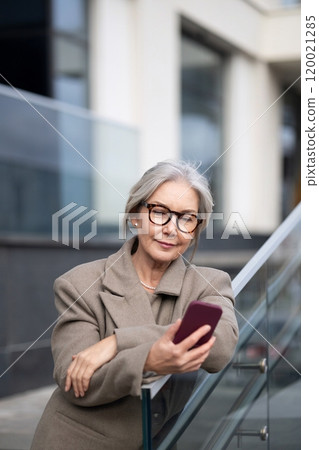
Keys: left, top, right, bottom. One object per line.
{"left": 88, "top": 0, "right": 300, "bottom": 234}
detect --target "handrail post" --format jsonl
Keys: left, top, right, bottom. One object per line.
{"left": 142, "top": 388, "right": 152, "bottom": 450}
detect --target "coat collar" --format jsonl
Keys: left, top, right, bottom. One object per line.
{"left": 101, "top": 237, "right": 187, "bottom": 297}
{"left": 99, "top": 238, "right": 187, "bottom": 328}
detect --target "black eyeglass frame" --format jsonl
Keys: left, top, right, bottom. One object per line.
{"left": 140, "top": 201, "right": 203, "bottom": 234}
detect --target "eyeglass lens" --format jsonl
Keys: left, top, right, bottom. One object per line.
{"left": 149, "top": 205, "right": 198, "bottom": 233}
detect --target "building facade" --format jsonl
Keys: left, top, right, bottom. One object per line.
{"left": 0, "top": 0, "right": 301, "bottom": 238}
{"left": 88, "top": 0, "right": 301, "bottom": 234}
{"left": 0, "top": 0, "right": 301, "bottom": 398}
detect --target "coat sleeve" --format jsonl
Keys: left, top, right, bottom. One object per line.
{"left": 114, "top": 324, "right": 170, "bottom": 352}
{"left": 51, "top": 277, "right": 160, "bottom": 407}
{"left": 195, "top": 270, "right": 239, "bottom": 373}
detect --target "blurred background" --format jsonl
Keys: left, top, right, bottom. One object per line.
{"left": 0, "top": 0, "right": 300, "bottom": 400}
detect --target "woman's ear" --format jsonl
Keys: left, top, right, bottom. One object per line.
{"left": 128, "top": 207, "right": 142, "bottom": 229}
{"left": 130, "top": 219, "right": 140, "bottom": 228}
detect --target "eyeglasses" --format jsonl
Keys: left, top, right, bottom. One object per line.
{"left": 141, "top": 201, "right": 203, "bottom": 234}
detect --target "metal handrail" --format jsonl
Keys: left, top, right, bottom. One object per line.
{"left": 232, "top": 203, "right": 300, "bottom": 297}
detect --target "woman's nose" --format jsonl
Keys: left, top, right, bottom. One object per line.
{"left": 162, "top": 216, "right": 178, "bottom": 237}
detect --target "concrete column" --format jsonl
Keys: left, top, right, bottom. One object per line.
{"left": 89, "top": 0, "right": 138, "bottom": 126}
{"left": 89, "top": 0, "right": 139, "bottom": 224}
{"left": 223, "top": 54, "right": 282, "bottom": 234}
{"left": 135, "top": 0, "right": 180, "bottom": 174}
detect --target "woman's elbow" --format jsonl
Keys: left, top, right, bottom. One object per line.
{"left": 203, "top": 350, "right": 234, "bottom": 373}
{"left": 203, "top": 329, "right": 238, "bottom": 373}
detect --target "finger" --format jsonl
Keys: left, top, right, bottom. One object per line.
{"left": 77, "top": 358, "right": 96, "bottom": 397}
{"left": 65, "top": 358, "right": 77, "bottom": 392}
{"left": 180, "top": 347, "right": 212, "bottom": 372}
{"left": 179, "top": 324, "right": 212, "bottom": 351}
{"left": 75, "top": 363, "right": 89, "bottom": 397}
{"left": 198, "top": 335, "right": 216, "bottom": 351}
{"left": 164, "top": 319, "right": 182, "bottom": 341}
{"left": 172, "top": 336, "right": 216, "bottom": 374}
{"left": 81, "top": 366, "right": 95, "bottom": 393}
{"left": 69, "top": 357, "right": 85, "bottom": 398}
{"left": 187, "top": 336, "right": 216, "bottom": 360}
{"left": 65, "top": 375, "right": 71, "bottom": 392}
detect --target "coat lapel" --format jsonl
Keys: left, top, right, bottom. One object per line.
{"left": 99, "top": 239, "right": 155, "bottom": 328}
{"left": 99, "top": 238, "right": 187, "bottom": 328}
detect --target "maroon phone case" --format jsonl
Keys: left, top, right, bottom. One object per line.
{"left": 173, "top": 300, "right": 223, "bottom": 347}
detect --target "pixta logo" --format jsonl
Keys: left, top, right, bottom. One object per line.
{"left": 52, "top": 203, "right": 98, "bottom": 249}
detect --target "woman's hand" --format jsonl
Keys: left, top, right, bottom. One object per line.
{"left": 65, "top": 335, "right": 117, "bottom": 398}
{"left": 144, "top": 319, "right": 216, "bottom": 375}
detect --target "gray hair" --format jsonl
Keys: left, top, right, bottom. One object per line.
{"left": 124, "top": 160, "right": 214, "bottom": 256}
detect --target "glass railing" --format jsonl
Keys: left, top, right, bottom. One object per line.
{"left": 141, "top": 203, "right": 301, "bottom": 449}
{"left": 0, "top": 84, "right": 138, "bottom": 238}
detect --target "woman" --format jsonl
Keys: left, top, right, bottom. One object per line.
{"left": 31, "top": 160, "right": 238, "bottom": 449}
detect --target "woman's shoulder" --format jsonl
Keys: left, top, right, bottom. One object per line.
{"left": 54, "top": 258, "right": 108, "bottom": 288}
{"left": 53, "top": 239, "right": 133, "bottom": 292}
{"left": 183, "top": 263, "right": 234, "bottom": 301}
{"left": 185, "top": 263, "right": 232, "bottom": 284}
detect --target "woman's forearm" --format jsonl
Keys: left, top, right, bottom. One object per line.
{"left": 65, "top": 334, "right": 118, "bottom": 397}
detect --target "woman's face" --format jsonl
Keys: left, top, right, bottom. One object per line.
{"left": 134, "top": 180, "right": 199, "bottom": 265}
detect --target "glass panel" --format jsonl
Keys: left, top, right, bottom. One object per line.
{"left": 0, "top": 88, "right": 139, "bottom": 240}
{"left": 141, "top": 208, "right": 301, "bottom": 450}
{"left": 225, "top": 386, "right": 269, "bottom": 450}
{"left": 235, "top": 264, "right": 267, "bottom": 330}
{"left": 146, "top": 372, "right": 208, "bottom": 448}
{"left": 267, "top": 223, "right": 301, "bottom": 449}
{"left": 53, "top": 75, "right": 87, "bottom": 107}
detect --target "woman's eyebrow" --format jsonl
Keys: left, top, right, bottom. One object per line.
{"left": 151, "top": 200, "right": 197, "bottom": 214}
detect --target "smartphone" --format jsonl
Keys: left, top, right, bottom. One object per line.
{"left": 173, "top": 301, "right": 223, "bottom": 347}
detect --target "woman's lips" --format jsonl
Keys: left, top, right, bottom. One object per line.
{"left": 156, "top": 240, "right": 176, "bottom": 249}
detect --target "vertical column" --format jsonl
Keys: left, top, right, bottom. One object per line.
{"left": 89, "top": 0, "right": 139, "bottom": 225}
{"left": 223, "top": 55, "right": 281, "bottom": 235}
{"left": 135, "top": 0, "right": 180, "bottom": 173}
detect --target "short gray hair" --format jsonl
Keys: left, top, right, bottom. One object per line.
{"left": 124, "top": 160, "right": 214, "bottom": 255}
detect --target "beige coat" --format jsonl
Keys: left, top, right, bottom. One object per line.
{"left": 31, "top": 238, "right": 238, "bottom": 450}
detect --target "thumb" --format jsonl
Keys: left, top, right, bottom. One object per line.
{"left": 164, "top": 319, "right": 182, "bottom": 342}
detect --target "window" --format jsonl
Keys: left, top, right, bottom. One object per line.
{"left": 0, "top": 0, "right": 88, "bottom": 107}
{"left": 180, "top": 32, "right": 224, "bottom": 214}
{"left": 281, "top": 88, "right": 301, "bottom": 219}
{"left": 51, "top": 0, "right": 88, "bottom": 107}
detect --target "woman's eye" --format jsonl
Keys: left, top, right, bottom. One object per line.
{"left": 153, "top": 209, "right": 166, "bottom": 216}
{"left": 180, "top": 215, "right": 194, "bottom": 223}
